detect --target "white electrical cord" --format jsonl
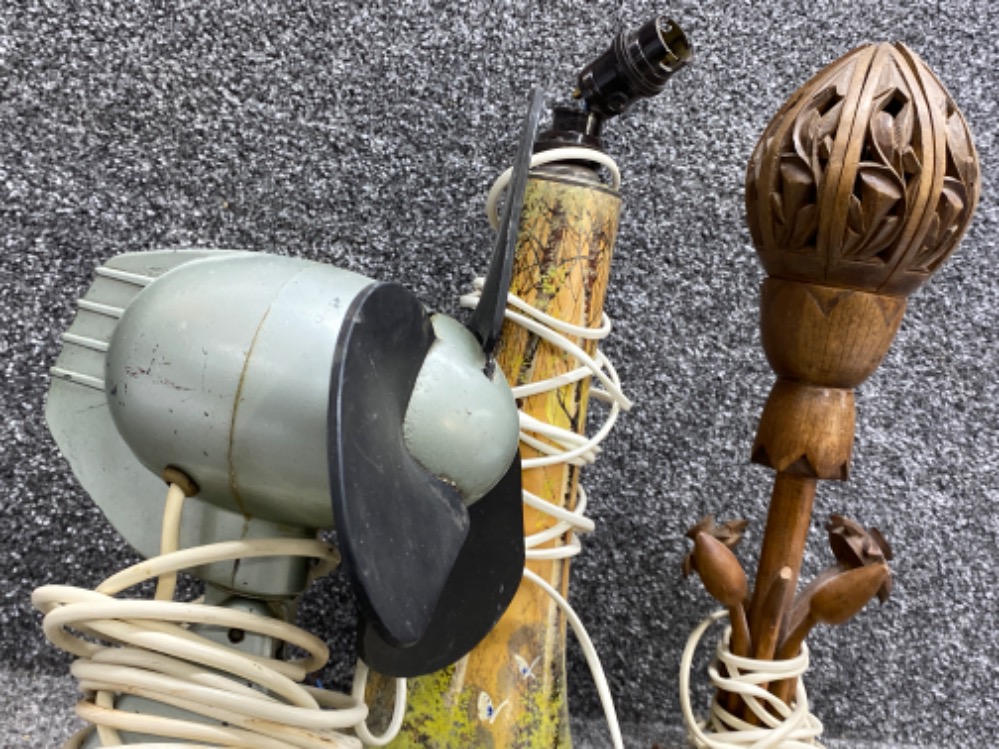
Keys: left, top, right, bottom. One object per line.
{"left": 36, "top": 145, "right": 625, "bottom": 749}
{"left": 679, "top": 611, "right": 825, "bottom": 749}
{"left": 32, "top": 484, "right": 407, "bottom": 749}
{"left": 484, "top": 146, "right": 622, "bottom": 231}
{"left": 460, "top": 145, "right": 632, "bottom": 749}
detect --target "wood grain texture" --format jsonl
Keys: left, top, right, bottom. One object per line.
{"left": 746, "top": 43, "right": 979, "bottom": 296}
{"left": 741, "top": 566, "right": 792, "bottom": 723}
{"left": 770, "top": 564, "right": 889, "bottom": 708}
{"left": 732, "top": 42, "right": 981, "bottom": 723}
{"left": 747, "top": 473, "right": 816, "bottom": 646}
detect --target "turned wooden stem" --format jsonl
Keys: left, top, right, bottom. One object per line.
{"left": 740, "top": 565, "right": 791, "bottom": 722}
{"left": 740, "top": 477, "right": 815, "bottom": 723}
{"left": 748, "top": 473, "right": 816, "bottom": 655}
{"left": 754, "top": 566, "right": 793, "bottom": 662}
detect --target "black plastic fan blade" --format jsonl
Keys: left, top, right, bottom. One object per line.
{"left": 467, "top": 88, "right": 545, "bottom": 354}
{"left": 328, "top": 282, "right": 470, "bottom": 648}
{"left": 359, "top": 452, "right": 525, "bottom": 677}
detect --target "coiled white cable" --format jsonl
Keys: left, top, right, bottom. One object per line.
{"left": 33, "top": 483, "right": 407, "bottom": 749}
{"left": 460, "top": 145, "right": 632, "bottom": 749}
{"left": 36, "top": 146, "right": 626, "bottom": 749}
{"left": 680, "top": 611, "right": 825, "bottom": 749}
{"left": 485, "top": 146, "right": 622, "bottom": 230}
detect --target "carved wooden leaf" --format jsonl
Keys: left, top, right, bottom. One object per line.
{"left": 870, "top": 110, "right": 897, "bottom": 165}
{"left": 793, "top": 106, "right": 820, "bottom": 162}
{"left": 847, "top": 193, "right": 865, "bottom": 236}
{"left": 792, "top": 204, "right": 818, "bottom": 249}
{"left": 894, "top": 100, "right": 915, "bottom": 168}
{"left": 779, "top": 158, "right": 814, "bottom": 214}
{"left": 916, "top": 213, "right": 941, "bottom": 266}
{"left": 869, "top": 103, "right": 913, "bottom": 178}
{"left": 858, "top": 168, "right": 903, "bottom": 226}
{"left": 855, "top": 216, "right": 900, "bottom": 262}
{"left": 841, "top": 167, "right": 903, "bottom": 262}
{"left": 912, "top": 180, "right": 968, "bottom": 272}
{"left": 902, "top": 147, "right": 921, "bottom": 176}
{"left": 777, "top": 157, "right": 816, "bottom": 248}
{"left": 946, "top": 110, "right": 977, "bottom": 186}
{"left": 770, "top": 191, "right": 785, "bottom": 227}
{"left": 938, "top": 179, "right": 967, "bottom": 227}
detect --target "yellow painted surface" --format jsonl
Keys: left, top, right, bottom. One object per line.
{"left": 374, "top": 172, "right": 621, "bottom": 748}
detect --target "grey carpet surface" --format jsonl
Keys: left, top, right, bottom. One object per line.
{"left": 2, "top": 1, "right": 997, "bottom": 747}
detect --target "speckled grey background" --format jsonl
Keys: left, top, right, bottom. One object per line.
{"left": 1, "top": 1, "right": 996, "bottom": 747}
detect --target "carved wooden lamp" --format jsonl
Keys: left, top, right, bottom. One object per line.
{"left": 683, "top": 42, "right": 979, "bottom": 745}
{"left": 746, "top": 38, "right": 979, "bottom": 640}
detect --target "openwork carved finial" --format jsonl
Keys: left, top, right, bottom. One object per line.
{"left": 746, "top": 43, "right": 979, "bottom": 296}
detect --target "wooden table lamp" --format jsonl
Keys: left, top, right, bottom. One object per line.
{"left": 684, "top": 41, "right": 979, "bottom": 745}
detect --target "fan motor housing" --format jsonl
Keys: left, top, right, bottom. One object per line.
{"left": 105, "top": 253, "right": 519, "bottom": 530}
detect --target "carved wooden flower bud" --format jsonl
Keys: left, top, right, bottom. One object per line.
{"left": 747, "top": 43, "right": 979, "bottom": 295}
{"left": 682, "top": 515, "right": 750, "bottom": 577}
{"left": 827, "top": 515, "right": 894, "bottom": 602}
{"left": 746, "top": 44, "right": 979, "bottom": 480}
